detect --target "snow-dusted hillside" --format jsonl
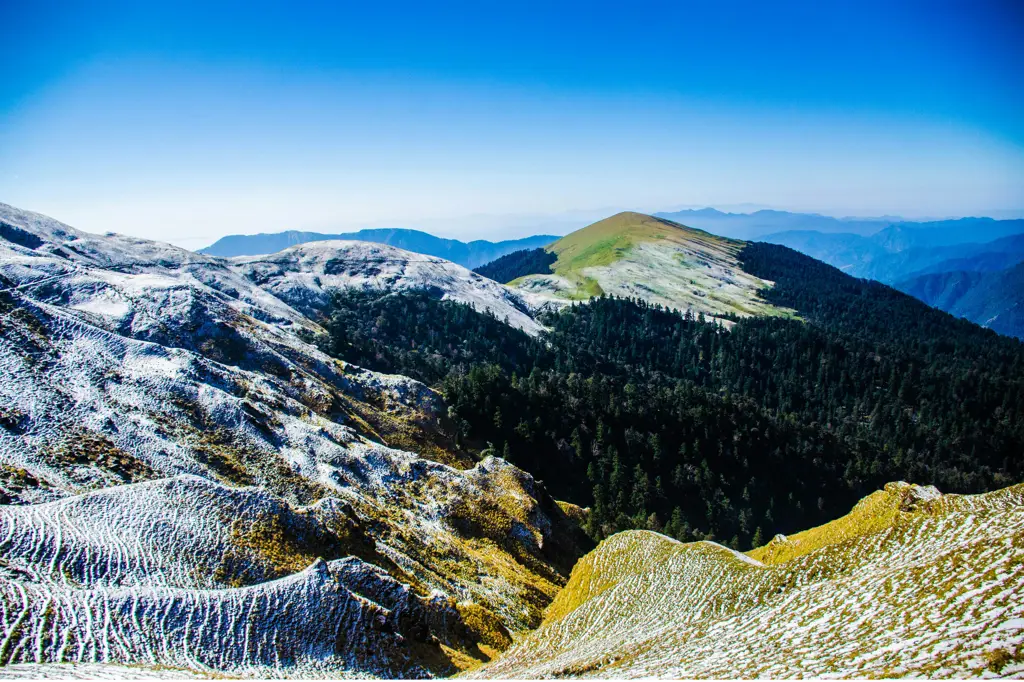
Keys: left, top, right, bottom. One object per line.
{"left": 229, "top": 241, "right": 544, "bottom": 335}
{"left": 0, "top": 202, "right": 586, "bottom": 676}
{"left": 510, "top": 212, "right": 790, "bottom": 321}
{"left": 0, "top": 476, "right": 466, "bottom": 676}
{"left": 473, "top": 482, "right": 1024, "bottom": 679}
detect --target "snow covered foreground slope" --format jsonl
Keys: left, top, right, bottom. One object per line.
{"left": 0, "top": 203, "right": 586, "bottom": 676}
{"left": 472, "top": 482, "right": 1024, "bottom": 679}
{"left": 0, "top": 477, "right": 459, "bottom": 676}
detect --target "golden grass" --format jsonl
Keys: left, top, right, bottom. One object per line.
{"left": 556, "top": 500, "right": 588, "bottom": 527}
{"left": 543, "top": 530, "right": 682, "bottom": 624}
{"left": 748, "top": 484, "right": 910, "bottom": 565}
{"left": 471, "top": 483, "right": 1024, "bottom": 679}
{"left": 457, "top": 602, "right": 514, "bottom": 653}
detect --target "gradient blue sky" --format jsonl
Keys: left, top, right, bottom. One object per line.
{"left": 2, "top": 0, "right": 1023, "bottom": 246}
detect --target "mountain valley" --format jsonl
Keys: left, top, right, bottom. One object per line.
{"left": 760, "top": 222, "right": 1024, "bottom": 338}
{"left": 896, "top": 262, "right": 1024, "bottom": 340}
{"left": 0, "top": 202, "right": 1022, "bottom": 678}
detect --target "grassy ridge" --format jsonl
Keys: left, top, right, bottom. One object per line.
{"left": 473, "top": 483, "right": 1024, "bottom": 678}
{"left": 546, "top": 211, "right": 740, "bottom": 271}
{"left": 511, "top": 211, "right": 785, "bottom": 318}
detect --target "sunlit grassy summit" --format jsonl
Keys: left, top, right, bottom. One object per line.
{"left": 510, "top": 211, "right": 791, "bottom": 320}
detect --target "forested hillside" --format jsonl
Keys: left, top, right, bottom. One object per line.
{"left": 318, "top": 245, "right": 1024, "bottom": 550}
{"left": 895, "top": 261, "right": 1024, "bottom": 340}
{"left": 473, "top": 248, "right": 557, "bottom": 283}
{"left": 319, "top": 290, "right": 545, "bottom": 386}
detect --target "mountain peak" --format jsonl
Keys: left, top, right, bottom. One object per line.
{"left": 545, "top": 211, "right": 729, "bottom": 267}
{"left": 504, "top": 211, "right": 787, "bottom": 320}
{"left": 568, "top": 210, "right": 691, "bottom": 235}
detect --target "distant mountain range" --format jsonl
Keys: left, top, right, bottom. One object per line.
{"left": 200, "top": 228, "right": 558, "bottom": 268}
{"left": 753, "top": 218, "right": 1024, "bottom": 339}
{"left": 653, "top": 208, "right": 1024, "bottom": 247}
{"left": 199, "top": 210, "right": 1024, "bottom": 340}
{"left": 652, "top": 208, "right": 898, "bottom": 240}
{"left": 761, "top": 219, "right": 1024, "bottom": 282}
{"left": 896, "top": 262, "right": 1024, "bottom": 340}
{"left": 760, "top": 229, "right": 1024, "bottom": 284}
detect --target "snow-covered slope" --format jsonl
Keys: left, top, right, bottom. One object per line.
{"left": 0, "top": 203, "right": 439, "bottom": 502}
{"left": 229, "top": 241, "right": 543, "bottom": 335}
{"left": 0, "top": 203, "right": 306, "bottom": 328}
{"left": 473, "top": 482, "right": 1024, "bottom": 679}
{"left": 0, "top": 202, "right": 587, "bottom": 676}
{"left": 0, "top": 476, "right": 466, "bottom": 676}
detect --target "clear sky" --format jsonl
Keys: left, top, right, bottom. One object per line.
{"left": 2, "top": 0, "right": 1023, "bottom": 247}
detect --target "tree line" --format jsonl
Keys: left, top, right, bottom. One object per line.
{"left": 472, "top": 248, "right": 557, "bottom": 283}
{"left": 318, "top": 244, "right": 1024, "bottom": 549}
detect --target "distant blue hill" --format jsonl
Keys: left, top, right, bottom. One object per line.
{"left": 753, "top": 218, "right": 1024, "bottom": 341}
{"left": 761, "top": 222, "right": 1024, "bottom": 283}
{"left": 654, "top": 209, "right": 1024, "bottom": 249}
{"left": 652, "top": 208, "right": 893, "bottom": 240}
{"left": 199, "top": 228, "right": 559, "bottom": 269}
{"left": 896, "top": 261, "right": 1024, "bottom": 340}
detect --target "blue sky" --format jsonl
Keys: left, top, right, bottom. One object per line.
{"left": 2, "top": 0, "right": 1022, "bottom": 246}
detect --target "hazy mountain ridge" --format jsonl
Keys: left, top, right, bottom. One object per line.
{"left": 654, "top": 207, "right": 1024, "bottom": 248}
{"left": 760, "top": 220, "right": 1024, "bottom": 338}
{"left": 896, "top": 262, "right": 1024, "bottom": 340}
{"left": 872, "top": 218, "right": 1024, "bottom": 250}
{"left": 911, "top": 238, "right": 1024, "bottom": 276}
{"left": 762, "top": 225, "right": 1024, "bottom": 284}
{"left": 200, "top": 228, "right": 558, "bottom": 268}
{"left": 653, "top": 207, "right": 895, "bottom": 240}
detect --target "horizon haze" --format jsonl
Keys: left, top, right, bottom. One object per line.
{"left": 2, "top": 1, "right": 1023, "bottom": 248}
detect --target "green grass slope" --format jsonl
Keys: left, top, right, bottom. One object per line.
{"left": 510, "top": 212, "right": 791, "bottom": 319}
{"left": 470, "top": 482, "right": 1024, "bottom": 679}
